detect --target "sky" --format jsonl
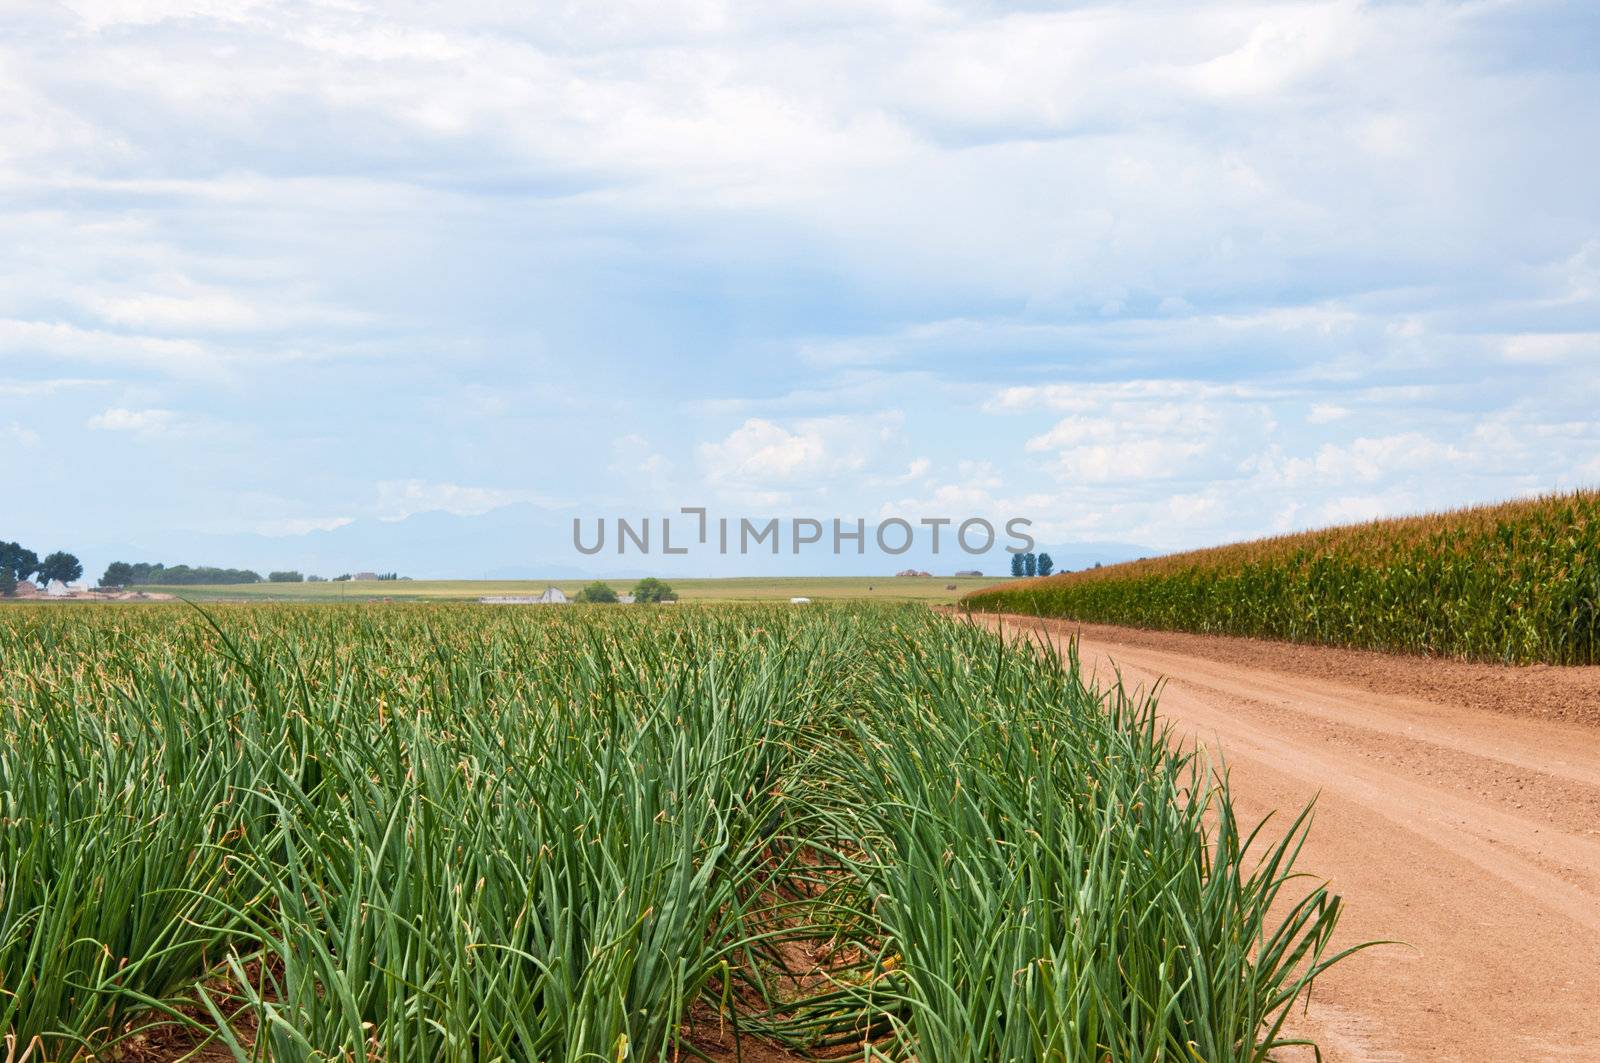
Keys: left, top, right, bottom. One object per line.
{"left": 2, "top": 0, "right": 1598, "bottom": 579}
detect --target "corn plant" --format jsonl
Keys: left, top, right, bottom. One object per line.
{"left": 965, "top": 489, "right": 1600, "bottom": 664}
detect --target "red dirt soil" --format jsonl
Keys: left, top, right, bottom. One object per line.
{"left": 973, "top": 613, "right": 1600, "bottom": 1063}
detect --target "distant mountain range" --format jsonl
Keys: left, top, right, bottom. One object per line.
{"left": 72, "top": 503, "right": 1156, "bottom": 584}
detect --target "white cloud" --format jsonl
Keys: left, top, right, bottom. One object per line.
{"left": 0, "top": 377, "right": 110, "bottom": 397}
{"left": 1007, "top": 379, "right": 1273, "bottom": 484}
{"left": 84, "top": 289, "right": 264, "bottom": 332}
{"left": 865, "top": 456, "right": 930, "bottom": 488}
{"left": 5, "top": 422, "right": 40, "bottom": 448}
{"left": 1183, "top": 4, "right": 1362, "bottom": 99}
{"left": 1306, "top": 433, "right": 1467, "bottom": 484}
{"left": 0, "top": 0, "right": 1597, "bottom": 565}
{"left": 76, "top": 275, "right": 371, "bottom": 334}
{"left": 697, "top": 412, "right": 907, "bottom": 500}
{"left": 1040, "top": 438, "right": 1212, "bottom": 484}
{"left": 1501, "top": 332, "right": 1600, "bottom": 365}
{"left": 86, "top": 406, "right": 186, "bottom": 437}
{"left": 1, "top": 320, "right": 217, "bottom": 374}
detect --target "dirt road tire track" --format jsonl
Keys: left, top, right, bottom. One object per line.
{"left": 971, "top": 614, "right": 1600, "bottom": 1063}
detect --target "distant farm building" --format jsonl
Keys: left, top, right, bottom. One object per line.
{"left": 11, "top": 580, "right": 39, "bottom": 598}
{"left": 44, "top": 580, "right": 70, "bottom": 597}
{"left": 352, "top": 571, "right": 380, "bottom": 581}
{"left": 955, "top": 569, "right": 982, "bottom": 577}
{"left": 895, "top": 569, "right": 932, "bottom": 578}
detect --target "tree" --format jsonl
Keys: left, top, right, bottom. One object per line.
{"left": 0, "top": 542, "right": 38, "bottom": 583}
{"left": 37, "top": 551, "right": 83, "bottom": 586}
{"left": 0, "top": 568, "right": 14, "bottom": 597}
{"left": 100, "top": 561, "right": 136, "bottom": 587}
{"left": 1037, "top": 552, "right": 1054, "bottom": 577}
{"left": 1022, "top": 552, "right": 1037, "bottom": 577}
{"left": 269, "top": 571, "right": 305, "bottom": 582}
{"left": 631, "top": 577, "right": 676, "bottom": 603}
{"left": 575, "top": 581, "right": 619, "bottom": 604}
{"left": 1011, "top": 552, "right": 1025, "bottom": 578}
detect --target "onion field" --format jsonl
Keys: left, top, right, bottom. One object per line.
{"left": 965, "top": 491, "right": 1600, "bottom": 665}
{"left": 0, "top": 602, "right": 1353, "bottom": 1061}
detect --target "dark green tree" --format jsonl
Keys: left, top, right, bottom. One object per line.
{"left": 0, "top": 542, "right": 38, "bottom": 583}
{"left": 576, "top": 581, "right": 619, "bottom": 604}
{"left": 268, "top": 571, "right": 305, "bottom": 582}
{"left": 1011, "top": 552, "right": 1025, "bottom": 578}
{"left": 1022, "top": 552, "right": 1037, "bottom": 577}
{"left": 0, "top": 567, "right": 14, "bottom": 597}
{"left": 37, "top": 551, "right": 83, "bottom": 585}
{"left": 630, "top": 577, "right": 676, "bottom": 603}
{"left": 100, "top": 561, "right": 136, "bottom": 587}
{"left": 1037, "top": 552, "right": 1054, "bottom": 576}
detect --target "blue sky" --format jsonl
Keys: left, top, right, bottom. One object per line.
{"left": 2, "top": 0, "right": 1598, "bottom": 578}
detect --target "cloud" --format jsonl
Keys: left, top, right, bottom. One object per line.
{"left": 1500, "top": 332, "right": 1600, "bottom": 365}
{"left": 1005, "top": 379, "right": 1275, "bottom": 484}
{"left": 1183, "top": 3, "right": 1362, "bottom": 99}
{"left": 0, "top": 377, "right": 110, "bottom": 397}
{"left": 85, "top": 406, "right": 187, "bottom": 437}
{"left": 75, "top": 275, "right": 372, "bottom": 334}
{"left": 1301, "top": 433, "right": 1468, "bottom": 485}
{"left": 84, "top": 289, "right": 265, "bottom": 333}
{"left": 1, "top": 320, "right": 217, "bottom": 375}
{"left": 865, "top": 456, "right": 930, "bottom": 488}
{"left": 700, "top": 419, "right": 828, "bottom": 486}
{"left": 5, "top": 422, "right": 40, "bottom": 448}
{"left": 1, "top": 0, "right": 1597, "bottom": 566}
{"left": 698, "top": 412, "right": 907, "bottom": 501}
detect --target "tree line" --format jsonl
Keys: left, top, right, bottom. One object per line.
{"left": 98, "top": 564, "right": 407, "bottom": 586}
{"left": 1, "top": 540, "right": 83, "bottom": 596}
{"left": 101, "top": 562, "right": 264, "bottom": 586}
{"left": 1010, "top": 552, "right": 1055, "bottom": 578}
{"left": 576, "top": 577, "right": 677, "bottom": 603}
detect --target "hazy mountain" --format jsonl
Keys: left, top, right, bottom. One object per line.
{"left": 72, "top": 504, "right": 1156, "bottom": 584}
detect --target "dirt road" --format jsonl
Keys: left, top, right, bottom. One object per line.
{"left": 973, "top": 615, "right": 1600, "bottom": 1063}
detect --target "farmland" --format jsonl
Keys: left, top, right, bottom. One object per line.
{"left": 965, "top": 491, "right": 1600, "bottom": 665}
{"left": 123, "top": 575, "right": 996, "bottom": 604}
{"left": 0, "top": 601, "right": 1352, "bottom": 1061}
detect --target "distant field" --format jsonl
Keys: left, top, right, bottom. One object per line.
{"left": 131, "top": 575, "right": 996, "bottom": 603}
{"left": 964, "top": 490, "right": 1600, "bottom": 664}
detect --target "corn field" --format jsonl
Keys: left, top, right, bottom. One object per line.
{"left": 0, "top": 602, "right": 1355, "bottom": 1061}
{"left": 966, "top": 490, "right": 1600, "bottom": 665}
